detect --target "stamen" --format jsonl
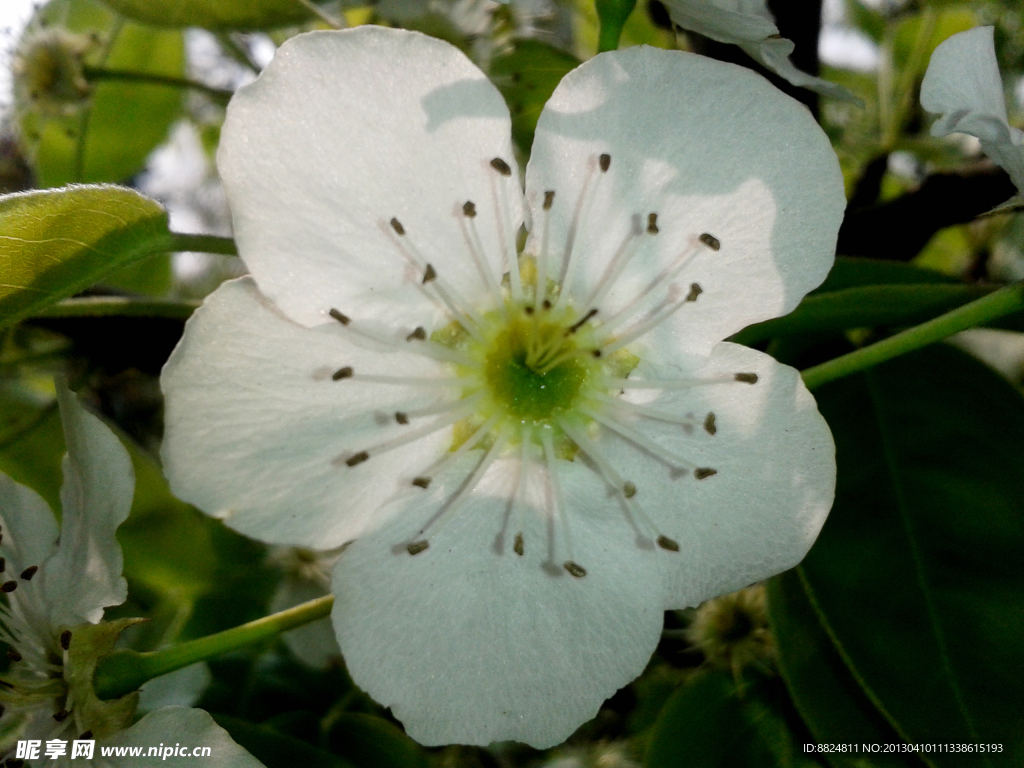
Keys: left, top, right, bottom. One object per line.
{"left": 564, "top": 562, "right": 587, "bottom": 578}
{"left": 541, "top": 429, "right": 582, "bottom": 576}
{"left": 579, "top": 405, "right": 694, "bottom": 471}
{"left": 329, "top": 308, "right": 350, "bottom": 325}
{"left": 510, "top": 427, "right": 532, "bottom": 557}
{"left": 699, "top": 232, "right": 721, "bottom": 251}
{"left": 601, "top": 284, "right": 703, "bottom": 356}
{"left": 735, "top": 373, "right": 759, "bottom": 384}
{"left": 328, "top": 309, "right": 479, "bottom": 368}
{"left": 395, "top": 412, "right": 409, "bottom": 425}
{"left": 412, "top": 477, "right": 431, "bottom": 489}
{"left": 345, "top": 374, "right": 469, "bottom": 387}
{"left": 459, "top": 201, "right": 507, "bottom": 314}
{"left": 704, "top": 413, "right": 716, "bottom": 435}
{"left": 603, "top": 375, "right": 758, "bottom": 390}
{"left": 406, "top": 326, "right": 427, "bottom": 341}
{"left": 647, "top": 213, "right": 659, "bottom": 235}
{"left": 694, "top": 468, "right": 718, "bottom": 479}
{"left": 599, "top": 153, "right": 611, "bottom": 172}
{"left": 19, "top": 566, "right": 37, "bottom": 581}
{"left": 60, "top": 630, "right": 71, "bottom": 651}
{"left": 536, "top": 190, "right": 555, "bottom": 302}
{"left": 656, "top": 535, "right": 680, "bottom": 551}
{"left": 0, "top": 556, "right": 5, "bottom": 572}
{"left": 543, "top": 191, "right": 555, "bottom": 210}
{"left": 410, "top": 412, "right": 501, "bottom": 489}
{"left": 345, "top": 452, "right": 369, "bottom": 467}
{"left": 487, "top": 163, "right": 524, "bottom": 302}
{"left": 514, "top": 533, "right": 524, "bottom": 556}
{"left": 406, "top": 541, "right": 429, "bottom": 555}
{"left": 332, "top": 366, "right": 354, "bottom": 380}
{"left": 582, "top": 215, "right": 645, "bottom": 311}
{"left": 567, "top": 308, "right": 598, "bottom": 335}
{"left": 1, "top": 581, "right": 16, "bottom": 593}
{"left": 390, "top": 217, "right": 405, "bottom": 236}
{"left": 490, "top": 157, "right": 512, "bottom": 176}
{"left": 586, "top": 391, "right": 703, "bottom": 430}
{"left": 53, "top": 709, "right": 69, "bottom": 722}
{"left": 422, "top": 264, "right": 437, "bottom": 283}
{"left": 555, "top": 159, "right": 604, "bottom": 313}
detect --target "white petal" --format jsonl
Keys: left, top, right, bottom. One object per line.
{"left": 41, "top": 381, "right": 133, "bottom": 627}
{"left": 101, "top": 707, "right": 264, "bottom": 766}
{"left": 218, "top": 27, "right": 523, "bottom": 330}
{"left": 137, "top": 664, "right": 213, "bottom": 714}
{"left": 0, "top": 471, "right": 58, "bottom": 576}
{"left": 921, "top": 26, "right": 1024, "bottom": 190}
{"left": 592, "top": 342, "right": 834, "bottom": 607}
{"left": 525, "top": 46, "right": 844, "bottom": 365}
{"left": 331, "top": 453, "right": 663, "bottom": 748}
{"left": 161, "top": 278, "right": 455, "bottom": 548}
{"left": 271, "top": 576, "right": 340, "bottom": 669}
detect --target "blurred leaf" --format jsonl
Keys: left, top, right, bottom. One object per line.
{"left": 23, "top": 0, "right": 184, "bottom": 187}
{"left": 645, "top": 670, "right": 816, "bottom": 768}
{"left": 213, "top": 714, "right": 354, "bottom": 768}
{"left": 0, "top": 379, "right": 63, "bottom": 510}
{"left": 891, "top": 7, "right": 977, "bottom": 73}
{"left": 816, "top": 258, "right": 954, "bottom": 293}
{"left": 0, "top": 185, "right": 172, "bottom": 328}
{"left": 97, "top": 0, "right": 315, "bottom": 30}
{"left": 491, "top": 41, "right": 580, "bottom": 152}
{"left": 327, "top": 713, "right": 428, "bottom": 768}
{"left": 805, "top": 344, "right": 1024, "bottom": 764}
{"left": 767, "top": 571, "right": 923, "bottom": 768}
{"left": 846, "top": 0, "right": 885, "bottom": 44}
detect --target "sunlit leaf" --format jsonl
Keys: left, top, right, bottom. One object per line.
{"left": 97, "top": 0, "right": 316, "bottom": 30}
{"left": 0, "top": 185, "right": 172, "bottom": 328}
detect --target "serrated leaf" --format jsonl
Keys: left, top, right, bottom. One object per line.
{"left": 97, "top": 0, "right": 316, "bottom": 30}
{"left": 803, "top": 345, "right": 1024, "bottom": 765}
{"left": 0, "top": 185, "right": 172, "bottom": 328}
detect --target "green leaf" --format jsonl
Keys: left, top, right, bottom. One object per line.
{"left": 767, "top": 571, "right": 923, "bottom": 768}
{"left": 803, "top": 344, "right": 1024, "bottom": 765}
{"left": 491, "top": 40, "right": 580, "bottom": 152}
{"left": 815, "top": 258, "right": 954, "bottom": 294}
{"left": 645, "top": 670, "right": 816, "bottom": 768}
{"left": 0, "top": 185, "right": 173, "bottom": 328}
{"left": 327, "top": 713, "right": 428, "bottom": 768}
{"left": 97, "top": 0, "right": 316, "bottom": 30}
{"left": 0, "top": 379, "right": 63, "bottom": 510}
{"left": 212, "top": 714, "right": 355, "bottom": 768}
{"left": 22, "top": 0, "right": 184, "bottom": 187}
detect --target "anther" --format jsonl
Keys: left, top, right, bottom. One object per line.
{"left": 395, "top": 412, "right": 409, "bottom": 425}
{"left": 60, "top": 630, "right": 72, "bottom": 650}
{"left": 623, "top": 481, "right": 637, "bottom": 499}
{"left": 513, "top": 533, "right": 524, "bottom": 556}
{"left": 19, "top": 566, "right": 37, "bottom": 580}
{"left": 694, "top": 467, "right": 718, "bottom": 479}
{"left": 329, "top": 308, "right": 350, "bottom": 325}
{"left": 542, "top": 299, "right": 552, "bottom": 310}
{"left": 686, "top": 283, "right": 703, "bottom": 302}
{"left": 53, "top": 710, "right": 69, "bottom": 722}
{"left": 422, "top": 264, "right": 437, "bottom": 283}
{"left": 735, "top": 372, "right": 759, "bottom": 384}
{"left": 6, "top": 647, "right": 21, "bottom": 661}
{"left": 332, "top": 366, "right": 354, "bottom": 381}
{"left": 592, "top": 349, "right": 602, "bottom": 358}
{"left": 390, "top": 217, "right": 405, "bottom": 236}
{"left": 524, "top": 306, "right": 534, "bottom": 315}
{"left": 345, "top": 451, "right": 370, "bottom": 467}
{"left": 407, "top": 540, "right": 429, "bottom": 555}
{"left": 567, "top": 308, "right": 598, "bottom": 334}
{"left": 647, "top": 213, "right": 659, "bottom": 234}
{"left": 462, "top": 200, "right": 477, "bottom": 218}
{"left": 543, "top": 190, "right": 555, "bottom": 210}
{"left": 699, "top": 233, "right": 721, "bottom": 251}
{"left": 406, "top": 326, "right": 427, "bottom": 341}
{"left": 490, "top": 157, "right": 512, "bottom": 176}
{"left": 564, "top": 561, "right": 587, "bottom": 578}
{"left": 0, "top": 556, "right": 5, "bottom": 572}
{"left": 599, "top": 153, "right": 611, "bottom": 172}
{"left": 704, "top": 413, "right": 717, "bottom": 435}
{"left": 1, "top": 581, "right": 16, "bottom": 593}
{"left": 412, "top": 477, "right": 431, "bottom": 489}
{"left": 656, "top": 535, "right": 680, "bottom": 552}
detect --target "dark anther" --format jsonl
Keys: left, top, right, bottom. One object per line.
{"left": 395, "top": 412, "right": 409, "bottom": 425}
{"left": 19, "top": 566, "right": 37, "bottom": 581}
{"left": 53, "top": 710, "right": 69, "bottom": 722}
{"left": 1, "top": 581, "right": 16, "bottom": 593}
{"left": 543, "top": 190, "right": 555, "bottom": 210}
{"left": 407, "top": 540, "right": 429, "bottom": 555}
{"left": 704, "top": 413, "right": 717, "bottom": 435}
{"left": 490, "top": 157, "right": 512, "bottom": 176}
{"left": 599, "top": 153, "right": 611, "bottom": 172}
{"left": 513, "top": 533, "right": 524, "bottom": 556}
{"left": 542, "top": 299, "right": 552, "bottom": 310}
{"left": 0, "top": 557, "right": 5, "bottom": 572}
{"left": 329, "top": 308, "right": 350, "bottom": 325}
{"left": 623, "top": 481, "right": 637, "bottom": 499}
{"left": 0, "top": 703, "right": 4, "bottom": 717}
{"left": 699, "top": 233, "right": 721, "bottom": 251}
{"left": 60, "top": 630, "right": 72, "bottom": 651}
{"left": 390, "top": 217, "right": 405, "bottom": 235}
{"left": 686, "top": 283, "right": 702, "bottom": 302}
{"left": 345, "top": 451, "right": 370, "bottom": 467}
{"left": 656, "top": 535, "right": 680, "bottom": 552}
{"left": 734, "top": 372, "right": 759, "bottom": 384}
{"left": 564, "top": 561, "right": 587, "bottom": 578}
{"left": 592, "top": 349, "right": 602, "bottom": 358}
{"left": 567, "top": 308, "right": 598, "bottom": 334}
{"left": 422, "top": 264, "right": 437, "bottom": 284}
{"left": 79, "top": 731, "right": 93, "bottom": 740}
{"left": 647, "top": 213, "right": 659, "bottom": 234}
{"left": 332, "top": 366, "right": 354, "bottom": 381}
{"left": 694, "top": 467, "right": 718, "bottom": 480}
{"left": 406, "top": 326, "right": 427, "bottom": 341}
{"left": 412, "top": 477, "right": 431, "bottom": 489}
{"left": 462, "top": 201, "right": 477, "bottom": 218}
{"left": 6, "top": 647, "right": 21, "bottom": 662}
{"left": 524, "top": 306, "right": 534, "bottom": 315}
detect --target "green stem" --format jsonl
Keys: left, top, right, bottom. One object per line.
{"left": 34, "top": 297, "right": 199, "bottom": 320}
{"left": 801, "top": 281, "right": 1024, "bottom": 390}
{"left": 166, "top": 232, "right": 238, "bottom": 256}
{"left": 83, "top": 66, "right": 234, "bottom": 104}
{"left": 93, "top": 595, "right": 334, "bottom": 701}
{"left": 595, "top": 0, "right": 637, "bottom": 53}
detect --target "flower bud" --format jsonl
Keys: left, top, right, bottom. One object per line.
{"left": 13, "top": 28, "right": 95, "bottom": 118}
{"left": 686, "top": 583, "right": 774, "bottom": 677}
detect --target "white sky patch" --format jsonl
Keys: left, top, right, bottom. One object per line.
{"left": 0, "top": 0, "right": 35, "bottom": 113}
{"left": 819, "top": 0, "right": 880, "bottom": 72}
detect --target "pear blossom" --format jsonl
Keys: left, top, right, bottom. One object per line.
{"left": 659, "top": 0, "right": 862, "bottom": 105}
{"left": 0, "top": 382, "right": 263, "bottom": 767}
{"left": 160, "top": 27, "right": 842, "bottom": 747}
{"left": 921, "top": 25, "right": 1024, "bottom": 210}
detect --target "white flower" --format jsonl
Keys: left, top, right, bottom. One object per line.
{"left": 160, "top": 27, "right": 842, "bottom": 747}
{"left": 921, "top": 25, "right": 1024, "bottom": 210}
{"left": 0, "top": 382, "right": 262, "bottom": 767}
{"left": 658, "top": 0, "right": 862, "bottom": 105}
